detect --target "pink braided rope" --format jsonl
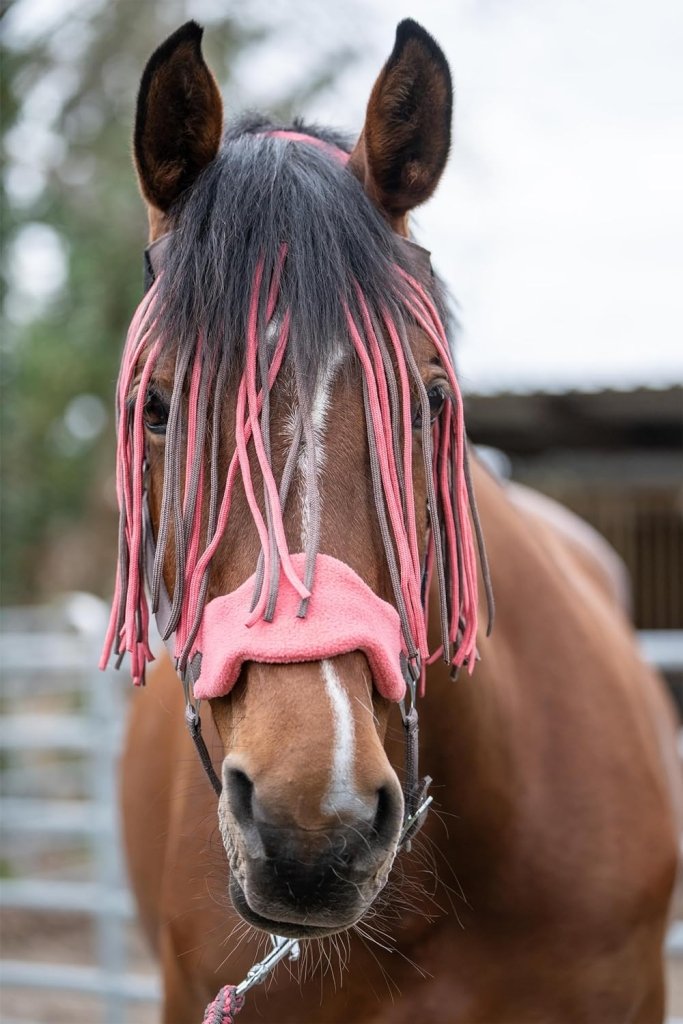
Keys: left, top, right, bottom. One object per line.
{"left": 344, "top": 301, "right": 427, "bottom": 661}
{"left": 176, "top": 309, "right": 291, "bottom": 668}
{"left": 381, "top": 307, "right": 420, "bottom": 581}
{"left": 241, "top": 256, "right": 309, "bottom": 614}
{"left": 100, "top": 280, "right": 161, "bottom": 683}
{"left": 357, "top": 289, "right": 423, "bottom": 622}
{"left": 398, "top": 268, "right": 480, "bottom": 669}
{"left": 202, "top": 984, "right": 244, "bottom": 1024}
{"left": 175, "top": 332, "right": 206, "bottom": 654}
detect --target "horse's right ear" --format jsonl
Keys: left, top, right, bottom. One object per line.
{"left": 349, "top": 19, "right": 452, "bottom": 233}
{"left": 134, "top": 21, "right": 223, "bottom": 218}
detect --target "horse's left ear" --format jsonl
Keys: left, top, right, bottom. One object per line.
{"left": 349, "top": 19, "right": 452, "bottom": 233}
{"left": 134, "top": 21, "right": 223, "bottom": 218}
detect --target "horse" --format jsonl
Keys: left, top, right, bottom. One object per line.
{"left": 108, "top": 19, "right": 682, "bottom": 1024}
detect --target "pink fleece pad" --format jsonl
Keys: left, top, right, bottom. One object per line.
{"left": 193, "top": 553, "right": 407, "bottom": 702}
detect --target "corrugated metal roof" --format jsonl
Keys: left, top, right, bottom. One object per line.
{"left": 465, "top": 384, "right": 683, "bottom": 454}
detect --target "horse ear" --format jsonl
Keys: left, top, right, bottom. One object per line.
{"left": 134, "top": 21, "right": 223, "bottom": 216}
{"left": 349, "top": 19, "right": 452, "bottom": 232}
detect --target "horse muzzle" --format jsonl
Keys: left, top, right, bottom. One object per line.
{"left": 219, "top": 760, "right": 403, "bottom": 937}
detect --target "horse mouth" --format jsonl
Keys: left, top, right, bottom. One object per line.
{"left": 229, "top": 875, "right": 365, "bottom": 939}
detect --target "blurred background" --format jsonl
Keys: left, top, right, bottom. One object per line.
{"left": 1, "top": 0, "right": 681, "bottom": 1021}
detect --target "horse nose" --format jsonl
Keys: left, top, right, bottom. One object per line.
{"left": 223, "top": 761, "right": 403, "bottom": 925}
{"left": 222, "top": 760, "right": 403, "bottom": 861}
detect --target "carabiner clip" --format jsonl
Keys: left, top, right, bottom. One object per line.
{"left": 399, "top": 651, "right": 420, "bottom": 721}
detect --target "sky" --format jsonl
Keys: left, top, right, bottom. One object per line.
{"left": 238, "top": 0, "right": 683, "bottom": 393}
{"left": 5, "top": 0, "right": 683, "bottom": 394}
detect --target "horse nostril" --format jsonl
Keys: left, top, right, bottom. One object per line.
{"left": 372, "top": 783, "right": 401, "bottom": 847}
{"left": 226, "top": 768, "right": 255, "bottom": 826}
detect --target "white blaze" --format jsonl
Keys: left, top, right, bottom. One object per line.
{"left": 298, "top": 369, "right": 331, "bottom": 548}
{"left": 296, "top": 352, "right": 363, "bottom": 814}
{"left": 321, "top": 658, "right": 360, "bottom": 815}
{"left": 297, "top": 349, "right": 345, "bottom": 547}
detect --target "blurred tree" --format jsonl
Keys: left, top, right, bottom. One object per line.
{"left": 1, "top": 0, "right": 360, "bottom": 603}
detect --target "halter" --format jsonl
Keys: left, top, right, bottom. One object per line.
{"left": 102, "top": 129, "right": 493, "bottom": 1016}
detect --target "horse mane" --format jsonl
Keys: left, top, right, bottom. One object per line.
{"left": 153, "top": 115, "right": 447, "bottom": 390}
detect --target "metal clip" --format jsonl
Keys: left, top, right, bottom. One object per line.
{"left": 399, "top": 651, "right": 419, "bottom": 722}
{"left": 180, "top": 660, "right": 194, "bottom": 706}
{"left": 180, "top": 655, "right": 204, "bottom": 722}
{"left": 399, "top": 794, "right": 433, "bottom": 846}
{"left": 234, "top": 934, "right": 301, "bottom": 997}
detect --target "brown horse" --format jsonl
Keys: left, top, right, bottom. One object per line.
{"left": 116, "top": 19, "right": 681, "bottom": 1024}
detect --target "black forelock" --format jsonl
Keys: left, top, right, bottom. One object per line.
{"left": 151, "top": 115, "right": 445, "bottom": 391}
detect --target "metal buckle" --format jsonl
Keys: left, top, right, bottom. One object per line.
{"left": 235, "top": 935, "right": 301, "bottom": 997}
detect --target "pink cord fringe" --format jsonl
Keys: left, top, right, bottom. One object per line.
{"left": 100, "top": 254, "right": 481, "bottom": 688}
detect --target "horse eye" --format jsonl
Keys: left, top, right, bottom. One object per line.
{"left": 413, "top": 385, "right": 447, "bottom": 429}
{"left": 143, "top": 389, "right": 169, "bottom": 434}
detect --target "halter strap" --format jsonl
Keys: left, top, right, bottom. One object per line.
{"left": 265, "top": 129, "right": 350, "bottom": 165}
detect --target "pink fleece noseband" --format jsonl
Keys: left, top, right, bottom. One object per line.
{"left": 193, "top": 553, "right": 405, "bottom": 702}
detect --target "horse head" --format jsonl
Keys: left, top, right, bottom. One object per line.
{"left": 104, "top": 19, "right": 487, "bottom": 940}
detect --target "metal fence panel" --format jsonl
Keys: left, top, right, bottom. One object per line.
{"left": 0, "top": 593, "right": 159, "bottom": 1023}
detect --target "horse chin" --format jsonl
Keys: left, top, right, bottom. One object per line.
{"left": 228, "top": 875, "right": 372, "bottom": 940}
